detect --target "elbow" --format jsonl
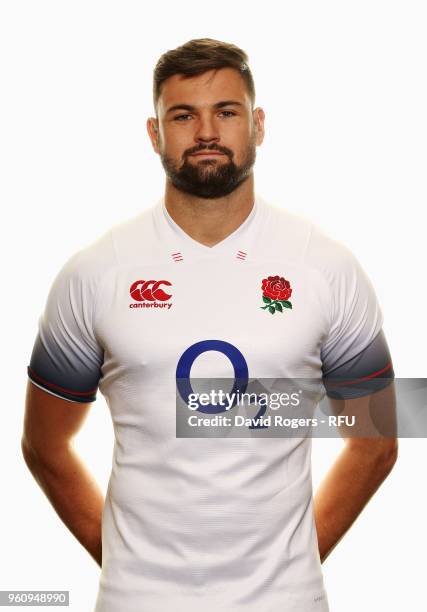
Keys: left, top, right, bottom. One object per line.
{"left": 387, "top": 438, "right": 399, "bottom": 466}
{"left": 348, "top": 437, "right": 399, "bottom": 474}
{"left": 21, "top": 434, "right": 72, "bottom": 476}
{"left": 21, "top": 435, "right": 50, "bottom": 473}
{"left": 21, "top": 435, "right": 38, "bottom": 472}
{"left": 376, "top": 438, "right": 399, "bottom": 474}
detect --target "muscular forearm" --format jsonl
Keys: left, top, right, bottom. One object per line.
{"left": 22, "top": 441, "right": 104, "bottom": 567}
{"left": 313, "top": 441, "right": 397, "bottom": 563}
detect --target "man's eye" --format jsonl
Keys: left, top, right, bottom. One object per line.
{"left": 174, "top": 114, "right": 192, "bottom": 121}
{"left": 174, "top": 111, "right": 236, "bottom": 122}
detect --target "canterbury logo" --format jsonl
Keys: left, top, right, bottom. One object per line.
{"left": 130, "top": 279, "right": 172, "bottom": 302}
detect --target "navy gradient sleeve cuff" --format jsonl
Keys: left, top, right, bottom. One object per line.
{"left": 27, "top": 365, "right": 99, "bottom": 403}
{"left": 27, "top": 331, "right": 102, "bottom": 403}
{"left": 322, "top": 329, "right": 395, "bottom": 399}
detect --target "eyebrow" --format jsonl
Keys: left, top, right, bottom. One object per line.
{"left": 165, "top": 100, "right": 244, "bottom": 114}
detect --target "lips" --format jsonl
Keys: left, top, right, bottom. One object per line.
{"left": 191, "top": 151, "right": 226, "bottom": 157}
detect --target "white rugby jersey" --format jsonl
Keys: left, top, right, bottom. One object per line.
{"left": 27, "top": 195, "right": 394, "bottom": 612}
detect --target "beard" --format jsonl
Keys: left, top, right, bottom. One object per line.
{"left": 159, "top": 136, "right": 257, "bottom": 199}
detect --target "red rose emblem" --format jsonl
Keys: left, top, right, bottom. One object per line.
{"left": 262, "top": 275, "right": 292, "bottom": 301}
{"left": 260, "top": 275, "right": 293, "bottom": 315}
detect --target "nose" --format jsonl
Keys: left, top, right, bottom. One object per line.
{"left": 194, "top": 113, "right": 220, "bottom": 145}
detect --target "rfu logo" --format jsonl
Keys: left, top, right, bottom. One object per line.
{"left": 129, "top": 279, "right": 173, "bottom": 310}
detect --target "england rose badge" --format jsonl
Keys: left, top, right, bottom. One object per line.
{"left": 260, "top": 275, "right": 293, "bottom": 314}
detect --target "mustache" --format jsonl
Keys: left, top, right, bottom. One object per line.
{"left": 183, "top": 143, "right": 234, "bottom": 159}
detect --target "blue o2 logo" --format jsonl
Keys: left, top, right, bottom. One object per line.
{"left": 176, "top": 340, "right": 249, "bottom": 415}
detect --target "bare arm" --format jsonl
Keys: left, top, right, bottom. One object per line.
{"left": 21, "top": 380, "right": 104, "bottom": 567}
{"left": 313, "top": 382, "right": 398, "bottom": 563}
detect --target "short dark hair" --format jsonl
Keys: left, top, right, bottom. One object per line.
{"left": 153, "top": 38, "right": 255, "bottom": 110}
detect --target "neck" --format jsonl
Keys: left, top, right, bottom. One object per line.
{"left": 163, "top": 174, "right": 255, "bottom": 248}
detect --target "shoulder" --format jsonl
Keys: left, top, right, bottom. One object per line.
{"left": 57, "top": 227, "right": 117, "bottom": 289}
{"left": 259, "top": 198, "right": 313, "bottom": 262}
{"left": 258, "top": 198, "right": 369, "bottom": 306}
{"left": 305, "top": 222, "right": 360, "bottom": 283}
{"left": 259, "top": 196, "right": 357, "bottom": 272}
{"left": 110, "top": 203, "right": 160, "bottom": 263}
{"left": 57, "top": 203, "right": 158, "bottom": 283}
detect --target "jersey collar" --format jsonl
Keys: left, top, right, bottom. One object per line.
{"left": 152, "top": 193, "right": 269, "bottom": 263}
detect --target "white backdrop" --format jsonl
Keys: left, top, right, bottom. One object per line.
{"left": 1, "top": 1, "right": 426, "bottom": 610}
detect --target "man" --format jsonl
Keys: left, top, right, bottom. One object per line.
{"left": 22, "top": 38, "right": 398, "bottom": 612}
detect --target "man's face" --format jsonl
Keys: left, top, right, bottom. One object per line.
{"left": 147, "top": 67, "right": 265, "bottom": 198}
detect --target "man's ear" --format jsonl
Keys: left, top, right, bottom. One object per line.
{"left": 146, "top": 117, "right": 160, "bottom": 154}
{"left": 253, "top": 107, "right": 265, "bottom": 146}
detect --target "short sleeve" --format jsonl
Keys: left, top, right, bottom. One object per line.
{"left": 27, "top": 250, "right": 104, "bottom": 403}
{"left": 320, "top": 246, "right": 384, "bottom": 371}
{"left": 306, "top": 228, "right": 395, "bottom": 399}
